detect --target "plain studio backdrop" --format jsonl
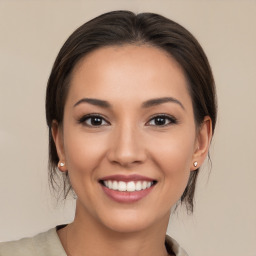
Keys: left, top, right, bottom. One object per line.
{"left": 0, "top": 1, "right": 255, "bottom": 256}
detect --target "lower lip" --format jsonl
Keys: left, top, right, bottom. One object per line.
{"left": 101, "top": 185, "right": 154, "bottom": 203}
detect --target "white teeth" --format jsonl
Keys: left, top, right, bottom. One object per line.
{"left": 127, "top": 181, "right": 136, "bottom": 192}
{"left": 119, "top": 181, "right": 126, "bottom": 191}
{"left": 112, "top": 180, "right": 118, "bottom": 190}
{"left": 103, "top": 180, "right": 154, "bottom": 192}
{"left": 135, "top": 182, "right": 142, "bottom": 191}
{"left": 142, "top": 181, "right": 147, "bottom": 189}
{"left": 108, "top": 181, "right": 113, "bottom": 189}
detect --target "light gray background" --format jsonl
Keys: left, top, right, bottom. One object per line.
{"left": 0, "top": 1, "right": 256, "bottom": 256}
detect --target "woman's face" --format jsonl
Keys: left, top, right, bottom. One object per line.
{"left": 54, "top": 45, "right": 209, "bottom": 233}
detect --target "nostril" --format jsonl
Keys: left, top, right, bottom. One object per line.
{"left": 107, "top": 148, "right": 147, "bottom": 166}
{"left": 106, "top": 131, "right": 147, "bottom": 166}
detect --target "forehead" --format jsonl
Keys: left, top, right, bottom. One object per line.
{"left": 67, "top": 44, "right": 192, "bottom": 109}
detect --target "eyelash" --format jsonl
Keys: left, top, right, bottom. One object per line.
{"left": 78, "top": 114, "right": 177, "bottom": 127}
{"left": 146, "top": 114, "right": 177, "bottom": 127}
{"left": 78, "top": 114, "right": 110, "bottom": 127}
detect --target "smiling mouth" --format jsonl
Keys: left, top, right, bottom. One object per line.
{"left": 100, "top": 180, "right": 157, "bottom": 192}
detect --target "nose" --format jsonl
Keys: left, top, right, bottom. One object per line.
{"left": 107, "top": 123, "right": 147, "bottom": 167}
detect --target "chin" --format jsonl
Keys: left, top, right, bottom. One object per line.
{"left": 97, "top": 208, "right": 170, "bottom": 234}
{"left": 105, "top": 219, "right": 153, "bottom": 234}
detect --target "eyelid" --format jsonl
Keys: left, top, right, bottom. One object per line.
{"left": 77, "top": 113, "right": 177, "bottom": 127}
{"left": 146, "top": 114, "right": 177, "bottom": 126}
{"left": 78, "top": 113, "right": 110, "bottom": 126}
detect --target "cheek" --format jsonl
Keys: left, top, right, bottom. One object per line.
{"left": 156, "top": 142, "right": 192, "bottom": 183}
{"left": 62, "top": 130, "right": 110, "bottom": 201}
{"left": 151, "top": 128, "right": 195, "bottom": 169}
{"left": 149, "top": 129, "right": 195, "bottom": 190}
{"left": 63, "top": 129, "right": 107, "bottom": 177}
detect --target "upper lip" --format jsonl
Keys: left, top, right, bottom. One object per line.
{"left": 99, "top": 174, "right": 156, "bottom": 182}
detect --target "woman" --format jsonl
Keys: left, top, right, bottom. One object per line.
{"left": 0, "top": 10, "right": 217, "bottom": 256}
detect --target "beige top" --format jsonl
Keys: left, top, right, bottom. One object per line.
{"left": 0, "top": 227, "right": 188, "bottom": 256}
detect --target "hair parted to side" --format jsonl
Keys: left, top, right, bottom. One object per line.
{"left": 46, "top": 10, "right": 217, "bottom": 213}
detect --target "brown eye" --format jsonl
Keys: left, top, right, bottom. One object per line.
{"left": 90, "top": 117, "right": 104, "bottom": 126}
{"left": 79, "top": 115, "right": 109, "bottom": 127}
{"left": 147, "top": 115, "right": 177, "bottom": 126}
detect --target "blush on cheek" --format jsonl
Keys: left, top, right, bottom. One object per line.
{"left": 65, "top": 130, "right": 106, "bottom": 165}
{"left": 157, "top": 146, "right": 192, "bottom": 191}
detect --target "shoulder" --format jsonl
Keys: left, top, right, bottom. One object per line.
{"left": 0, "top": 227, "right": 66, "bottom": 256}
{"left": 165, "top": 235, "right": 189, "bottom": 256}
{"left": 0, "top": 236, "right": 36, "bottom": 256}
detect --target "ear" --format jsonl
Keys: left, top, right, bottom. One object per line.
{"left": 191, "top": 116, "right": 213, "bottom": 171}
{"left": 51, "top": 120, "right": 67, "bottom": 172}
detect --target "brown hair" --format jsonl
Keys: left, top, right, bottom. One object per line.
{"left": 46, "top": 10, "right": 217, "bottom": 212}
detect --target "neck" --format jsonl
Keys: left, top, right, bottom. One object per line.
{"left": 59, "top": 202, "right": 171, "bottom": 256}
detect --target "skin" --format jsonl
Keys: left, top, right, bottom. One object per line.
{"left": 52, "top": 45, "right": 212, "bottom": 256}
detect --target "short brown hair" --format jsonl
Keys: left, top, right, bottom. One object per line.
{"left": 46, "top": 10, "right": 217, "bottom": 213}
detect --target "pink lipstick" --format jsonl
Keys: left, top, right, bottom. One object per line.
{"left": 99, "top": 175, "right": 157, "bottom": 203}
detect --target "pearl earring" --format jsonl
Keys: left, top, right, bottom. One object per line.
{"left": 59, "top": 162, "right": 65, "bottom": 167}
{"left": 193, "top": 161, "right": 198, "bottom": 167}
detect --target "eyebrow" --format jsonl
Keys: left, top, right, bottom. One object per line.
{"left": 73, "top": 98, "right": 111, "bottom": 108}
{"left": 73, "top": 96, "right": 185, "bottom": 110}
{"left": 142, "top": 97, "right": 185, "bottom": 110}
